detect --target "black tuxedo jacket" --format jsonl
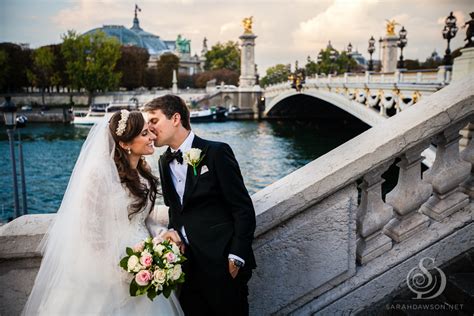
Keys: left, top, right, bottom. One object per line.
{"left": 158, "top": 136, "right": 256, "bottom": 277}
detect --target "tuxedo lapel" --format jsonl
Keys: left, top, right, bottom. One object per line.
{"left": 159, "top": 152, "right": 182, "bottom": 211}
{"left": 182, "top": 136, "right": 209, "bottom": 209}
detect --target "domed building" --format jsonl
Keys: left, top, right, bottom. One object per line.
{"left": 84, "top": 6, "right": 203, "bottom": 74}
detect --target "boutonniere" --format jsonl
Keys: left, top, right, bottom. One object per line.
{"left": 184, "top": 148, "right": 205, "bottom": 176}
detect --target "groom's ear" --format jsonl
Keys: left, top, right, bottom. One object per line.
{"left": 172, "top": 113, "right": 182, "bottom": 127}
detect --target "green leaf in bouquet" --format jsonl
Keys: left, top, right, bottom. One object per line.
{"left": 163, "top": 286, "right": 172, "bottom": 298}
{"left": 130, "top": 280, "right": 139, "bottom": 297}
{"left": 126, "top": 247, "right": 134, "bottom": 256}
{"left": 119, "top": 257, "right": 129, "bottom": 270}
{"left": 147, "top": 288, "right": 157, "bottom": 301}
{"left": 177, "top": 272, "right": 186, "bottom": 283}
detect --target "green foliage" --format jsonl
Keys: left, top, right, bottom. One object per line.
{"left": 27, "top": 46, "right": 59, "bottom": 103}
{"left": 0, "top": 50, "right": 9, "bottom": 91}
{"left": 155, "top": 53, "right": 179, "bottom": 88}
{"left": 61, "top": 30, "right": 121, "bottom": 104}
{"left": 0, "top": 42, "right": 31, "bottom": 93}
{"left": 204, "top": 41, "right": 240, "bottom": 72}
{"left": 306, "top": 48, "right": 358, "bottom": 76}
{"left": 259, "top": 64, "right": 291, "bottom": 87}
{"left": 193, "top": 69, "right": 239, "bottom": 88}
{"left": 116, "top": 46, "right": 149, "bottom": 90}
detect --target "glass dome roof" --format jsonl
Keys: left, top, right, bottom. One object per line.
{"left": 84, "top": 16, "right": 172, "bottom": 56}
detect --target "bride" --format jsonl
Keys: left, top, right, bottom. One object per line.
{"left": 23, "top": 110, "right": 184, "bottom": 315}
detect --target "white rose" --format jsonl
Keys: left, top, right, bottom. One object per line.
{"left": 170, "top": 264, "right": 182, "bottom": 281}
{"left": 133, "top": 263, "right": 144, "bottom": 273}
{"left": 154, "top": 268, "right": 167, "bottom": 284}
{"left": 127, "top": 255, "right": 139, "bottom": 272}
{"left": 171, "top": 243, "right": 180, "bottom": 254}
{"left": 153, "top": 244, "right": 166, "bottom": 256}
{"left": 188, "top": 148, "right": 201, "bottom": 161}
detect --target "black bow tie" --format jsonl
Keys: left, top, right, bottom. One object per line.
{"left": 165, "top": 149, "right": 183, "bottom": 164}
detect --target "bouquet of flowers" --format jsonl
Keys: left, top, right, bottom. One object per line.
{"left": 119, "top": 236, "right": 186, "bottom": 301}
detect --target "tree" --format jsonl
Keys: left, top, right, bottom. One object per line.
{"left": 307, "top": 48, "right": 357, "bottom": 75}
{"left": 116, "top": 46, "right": 149, "bottom": 90}
{"left": 0, "top": 50, "right": 8, "bottom": 92}
{"left": 259, "top": 64, "right": 291, "bottom": 87}
{"left": 27, "top": 46, "right": 58, "bottom": 105}
{"left": 204, "top": 41, "right": 240, "bottom": 72}
{"left": 193, "top": 69, "right": 239, "bottom": 88}
{"left": 155, "top": 53, "right": 179, "bottom": 88}
{"left": 0, "top": 43, "right": 31, "bottom": 93}
{"left": 61, "top": 30, "right": 121, "bottom": 105}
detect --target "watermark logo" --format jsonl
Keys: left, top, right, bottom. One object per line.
{"left": 406, "top": 257, "right": 446, "bottom": 300}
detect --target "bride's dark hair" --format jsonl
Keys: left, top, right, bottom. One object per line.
{"left": 109, "top": 111, "right": 158, "bottom": 218}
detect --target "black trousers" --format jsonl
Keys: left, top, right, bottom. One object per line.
{"left": 179, "top": 247, "right": 252, "bottom": 316}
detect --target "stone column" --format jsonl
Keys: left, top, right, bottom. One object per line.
{"left": 452, "top": 47, "right": 474, "bottom": 82}
{"left": 384, "top": 142, "right": 431, "bottom": 242}
{"left": 461, "top": 132, "right": 474, "bottom": 199}
{"left": 420, "top": 123, "right": 471, "bottom": 221}
{"left": 172, "top": 70, "right": 178, "bottom": 94}
{"left": 239, "top": 33, "right": 257, "bottom": 87}
{"left": 381, "top": 35, "right": 398, "bottom": 73}
{"left": 356, "top": 161, "right": 394, "bottom": 264}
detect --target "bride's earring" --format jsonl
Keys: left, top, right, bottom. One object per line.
{"left": 127, "top": 148, "right": 131, "bottom": 155}
{"left": 141, "top": 156, "right": 146, "bottom": 161}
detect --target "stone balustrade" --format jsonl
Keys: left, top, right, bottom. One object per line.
{"left": 250, "top": 73, "right": 473, "bottom": 314}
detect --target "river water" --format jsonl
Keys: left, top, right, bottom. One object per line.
{"left": 0, "top": 120, "right": 368, "bottom": 222}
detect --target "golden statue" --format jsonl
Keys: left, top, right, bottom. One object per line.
{"left": 242, "top": 16, "right": 253, "bottom": 34}
{"left": 385, "top": 19, "right": 399, "bottom": 36}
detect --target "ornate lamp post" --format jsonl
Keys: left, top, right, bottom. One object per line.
{"left": 1, "top": 96, "right": 20, "bottom": 219}
{"left": 368, "top": 36, "right": 376, "bottom": 71}
{"left": 347, "top": 42, "right": 353, "bottom": 72}
{"left": 16, "top": 115, "right": 28, "bottom": 215}
{"left": 288, "top": 61, "right": 305, "bottom": 92}
{"left": 442, "top": 12, "right": 458, "bottom": 65}
{"left": 397, "top": 26, "right": 408, "bottom": 69}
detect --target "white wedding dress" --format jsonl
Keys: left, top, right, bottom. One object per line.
{"left": 22, "top": 119, "right": 183, "bottom": 315}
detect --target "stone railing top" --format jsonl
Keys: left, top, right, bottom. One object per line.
{"left": 0, "top": 214, "right": 54, "bottom": 237}
{"left": 252, "top": 74, "right": 473, "bottom": 237}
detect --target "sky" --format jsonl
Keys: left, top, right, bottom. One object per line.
{"left": 0, "top": 0, "right": 472, "bottom": 74}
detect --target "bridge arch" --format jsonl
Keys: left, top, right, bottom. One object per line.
{"left": 265, "top": 90, "right": 383, "bottom": 127}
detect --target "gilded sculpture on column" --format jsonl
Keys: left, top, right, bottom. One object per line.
{"left": 242, "top": 16, "right": 254, "bottom": 34}
{"left": 385, "top": 19, "right": 399, "bottom": 36}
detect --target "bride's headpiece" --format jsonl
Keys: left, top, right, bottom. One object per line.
{"left": 115, "top": 110, "right": 130, "bottom": 136}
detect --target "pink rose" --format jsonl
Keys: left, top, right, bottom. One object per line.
{"left": 140, "top": 253, "right": 153, "bottom": 268}
{"left": 133, "top": 241, "right": 145, "bottom": 253}
{"left": 135, "top": 270, "right": 152, "bottom": 286}
{"left": 165, "top": 252, "right": 176, "bottom": 263}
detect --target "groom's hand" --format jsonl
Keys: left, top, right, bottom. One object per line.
{"left": 228, "top": 260, "right": 240, "bottom": 279}
{"left": 161, "top": 231, "right": 184, "bottom": 252}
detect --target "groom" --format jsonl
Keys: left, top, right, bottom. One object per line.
{"left": 145, "top": 95, "right": 256, "bottom": 316}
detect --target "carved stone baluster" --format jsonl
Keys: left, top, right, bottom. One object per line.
{"left": 356, "top": 160, "right": 394, "bottom": 264}
{"left": 420, "top": 123, "right": 471, "bottom": 221}
{"left": 384, "top": 142, "right": 431, "bottom": 242}
{"left": 461, "top": 134, "right": 474, "bottom": 199}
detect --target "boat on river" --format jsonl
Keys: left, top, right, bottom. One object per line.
{"left": 189, "top": 106, "right": 227, "bottom": 123}
{"left": 73, "top": 100, "right": 139, "bottom": 125}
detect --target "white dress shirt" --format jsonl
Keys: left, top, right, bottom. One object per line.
{"left": 167, "top": 131, "right": 245, "bottom": 266}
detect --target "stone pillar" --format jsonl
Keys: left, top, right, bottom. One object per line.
{"left": 461, "top": 133, "right": 474, "bottom": 199}
{"left": 384, "top": 142, "right": 431, "bottom": 242}
{"left": 420, "top": 123, "right": 471, "bottom": 221}
{"left": 381, "top": 35, "right": 398, "bottom": 73}
{"left": 172, "top": 70, "right": 178, "bottom": 94}
{"left": 356, "top": 161, "right": 394, "bottom": 264}
{"left": 460, "top": 122, "right": 473, "bottom": 152}
{"left": 239, "top": 33, "right": 257, "bottom": 87}
{"left": 452, "top": 47, "right": 474, "bottom": 82}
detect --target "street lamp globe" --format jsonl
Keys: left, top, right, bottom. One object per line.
{"left": 1, "top": 96, "right": 17, "bottom": 128}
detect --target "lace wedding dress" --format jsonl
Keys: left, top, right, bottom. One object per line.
{"left": 22, "top": 119, "right": 183, "bottom": 315}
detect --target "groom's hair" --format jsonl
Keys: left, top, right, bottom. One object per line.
{"left": 144, "top": 94, "right": 191, "bottom": 130}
